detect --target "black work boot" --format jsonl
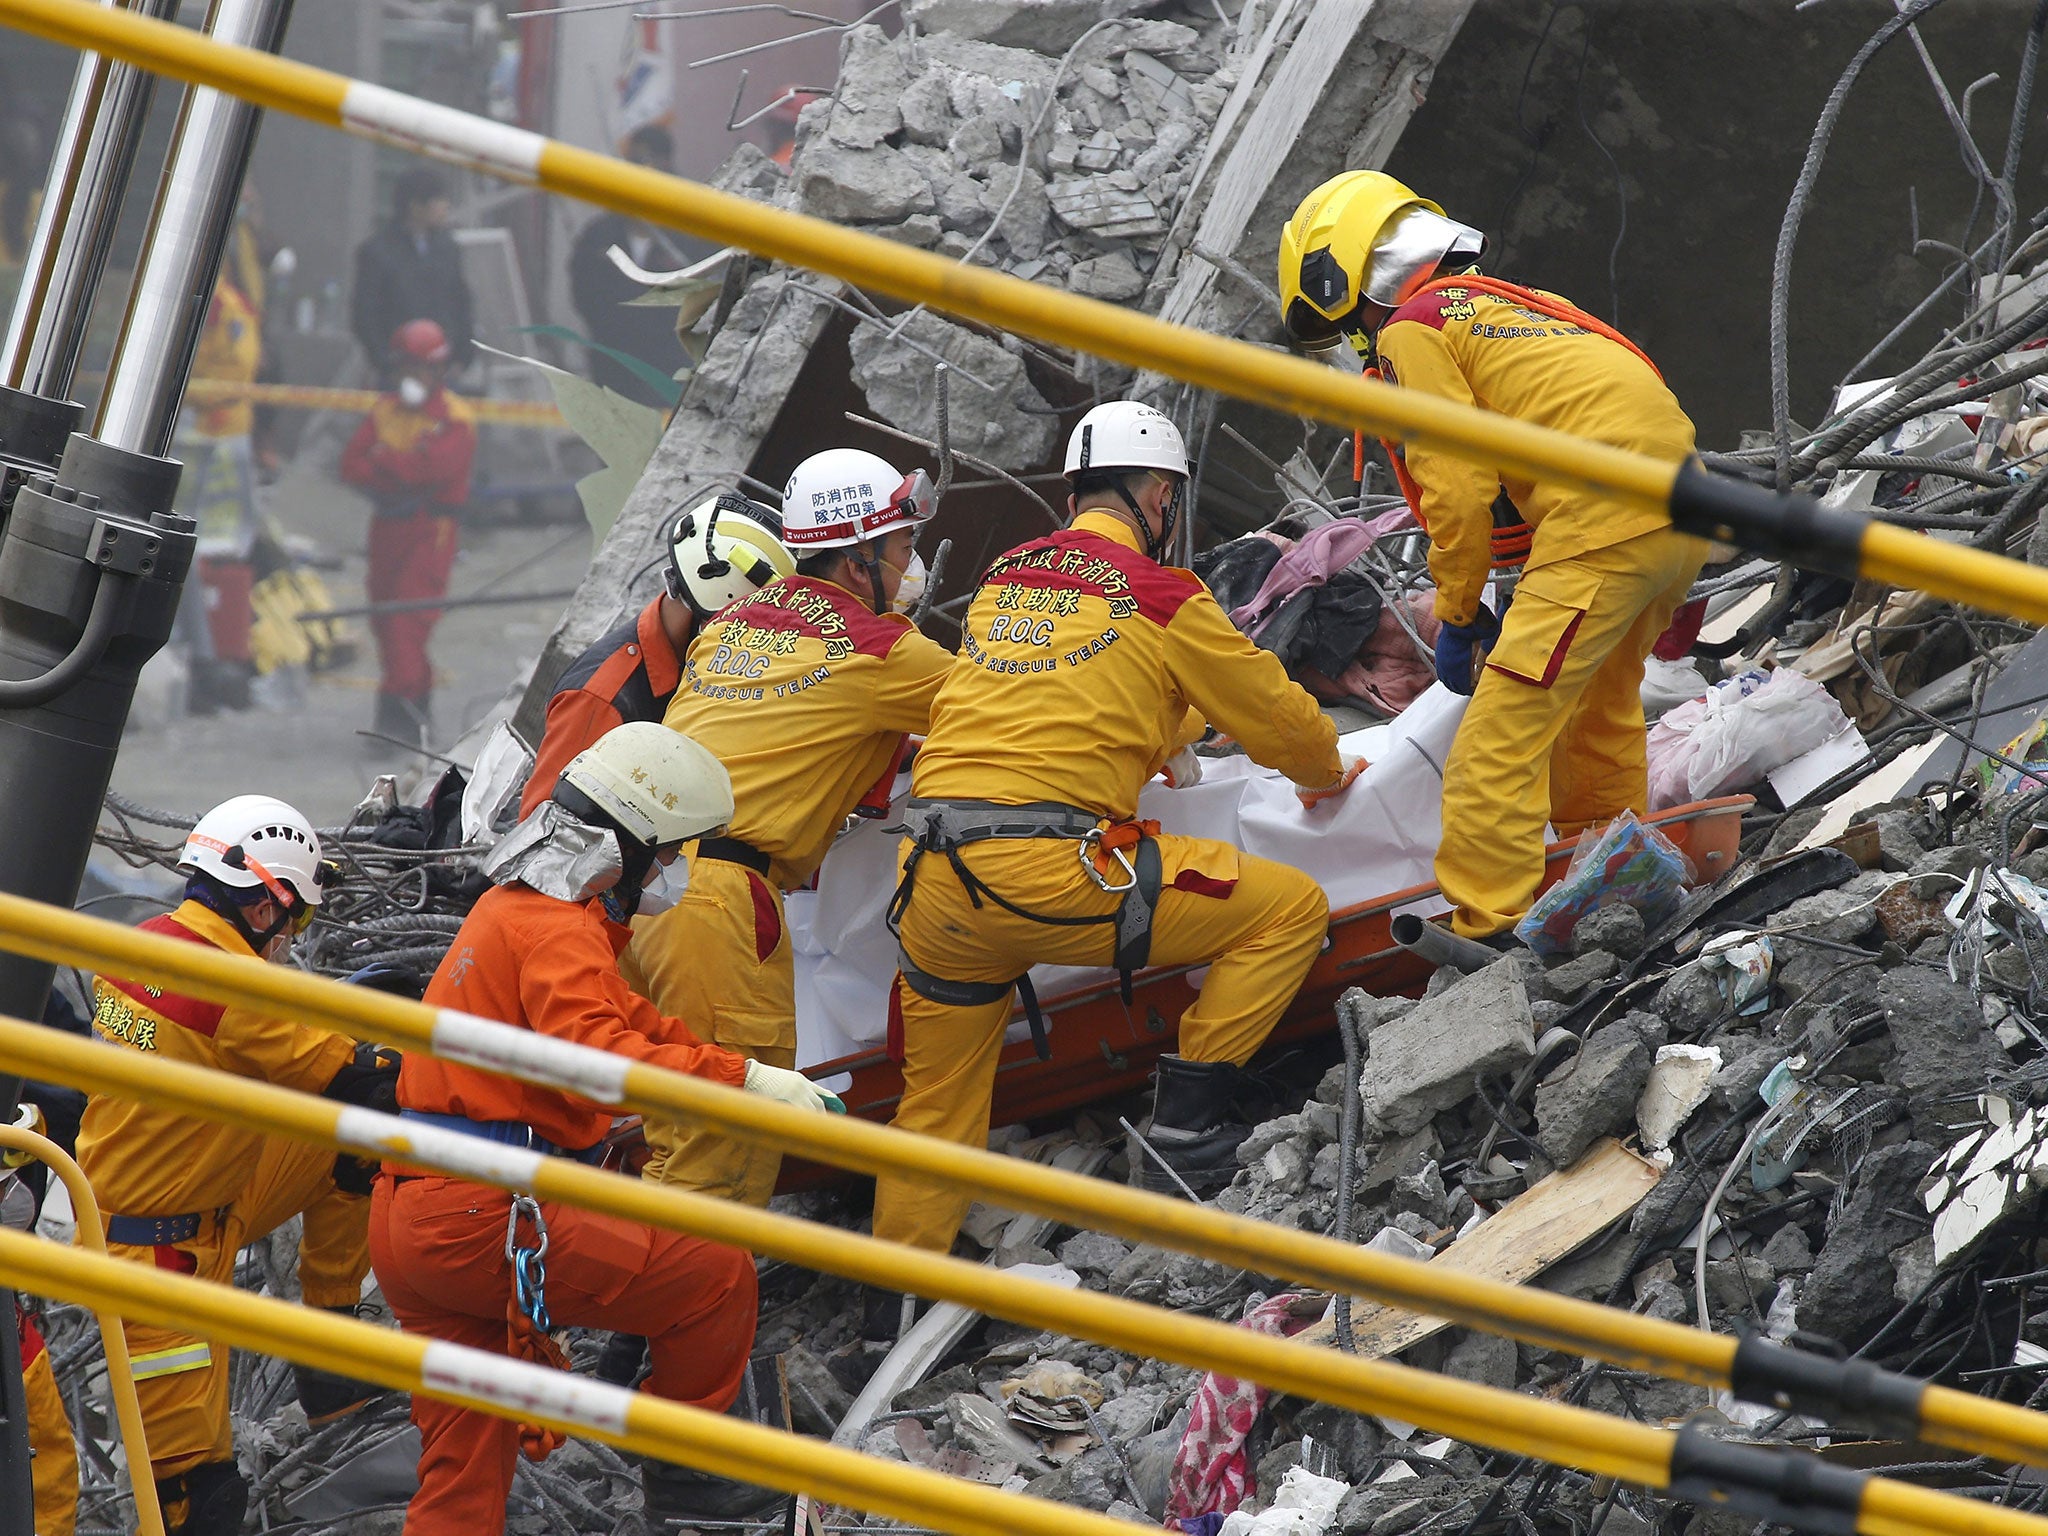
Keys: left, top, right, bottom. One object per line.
{"left": 294, "top": 1305, "right": 388, "bottom": 1424}
{"left": 157, "top": 1459, "right": 248, "bottom": 1536}
{"left": 1138, "top": 1054, "right": 1252, "bottom": 1196}
{"left": 597, "top": 1330, "right": 650, "bottom": 1387}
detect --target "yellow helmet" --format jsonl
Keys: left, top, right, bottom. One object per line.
{"left": 1277, "top": 170, "right": 1485, "bottom": 350}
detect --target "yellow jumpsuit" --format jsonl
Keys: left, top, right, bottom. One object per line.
{"left": 75, "top": 901, "right": 370, "bottom": 1481}
{"left": 23, "top": 1317, "right": 75, "bottom": 1536}
{"left": 628, "top": 574, "right": 954, "bottom": 1203}
{"left": 871, "top": 511, "right": 1341, "bottom": 1253}
{"left": 1376, "top": 285, "right": 1709, "bottom": 939}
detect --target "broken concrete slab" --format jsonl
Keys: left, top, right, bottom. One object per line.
{"left": 795, "top": 141, "right": 939, "bottom": 224}
{"left": 1360, "top": 958, "right": 1535, "bottom": 1136}
{"left": 1800, "top": 1138, "right": 1939, "bottom": 1337}
{"left": 1878, "top": 969, "right": 2006, "bottom": 1132}
{"left": 1535, "top": 1021, "right": 1655, "bottom": 1168}
{"left": 904, "top": 0, "right": 1150, "bottom": 55}
{"left": 845, "top": 310, "right": 1059, "bottom": 469}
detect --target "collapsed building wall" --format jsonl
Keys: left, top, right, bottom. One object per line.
{"left": 513, "top": 0, "right": 1479, "bottom": 726}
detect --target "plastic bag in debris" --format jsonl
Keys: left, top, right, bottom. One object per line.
{"left": 1645, "top": 668, "right": 1850, "bottom": 809}
{"left": 1514, "top": 809, "right": 1693, "bottom": 958}
{"left": 1640, "top": 654, "right": 1710, "bottom": 722}
{"left": 1979, "top": 716, "right": 2048, "bottom": 797}
{"left": 1697, "top": 929, "right": 1772, "bottom": 1016}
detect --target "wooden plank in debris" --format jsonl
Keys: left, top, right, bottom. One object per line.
{"left": 1156, "top": 0, "right": 1382, "bottom": 331}
{"left": 1794, "top": 736, "right": 1945, "bottom": 854}
{"left": 1295, "top": 1137, "right": 1663, "bottom": 1357}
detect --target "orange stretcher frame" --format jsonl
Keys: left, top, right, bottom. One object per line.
{"left": 770, "top": 794, "right": 1752, "bottom": 1186}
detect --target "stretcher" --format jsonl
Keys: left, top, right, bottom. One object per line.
{"left": 774, "top": 794, "right": 1751, "bottom": 1187}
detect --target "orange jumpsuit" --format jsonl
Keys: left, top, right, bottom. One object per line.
{"left": 339, "top": 391, "right": 475, "bottom": 706}
{"left": 520, "top": 596, "right": 686, "bottom": 818}
{"left": 21, "top": 1309, "right": 75, "bottom": 1536}
{"left": 371, "top": 882, "right": 756, "bottom": 1536}
{"left": 871, "top": 512, "right": 1341, "bottom": 1253}
{"left": 1375, "top": 283, "right": 1708, "bottom": 938}
{"left": 75, "top": 902, "right": 368, "bottom": 1482}
{"left": 627, "top": 575, "right": 954, "bottom": 1204}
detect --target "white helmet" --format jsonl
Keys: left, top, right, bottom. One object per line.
{"left": 179, "top": 795, "right": 331, "bottom": 909}
{"left": 555, "top": 722, "right": 733, "bottom": 852}
{"left": 780, "top": 448, "right": 935, "bottom": 551}
{"left": 1063, "top": 401, "right": 1189, "bottom": 481}
{"left": 665, "top": 492, "right": 795, "bottom": 619}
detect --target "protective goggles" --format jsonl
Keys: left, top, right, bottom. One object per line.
{"left": 888, "top": 468, "right": 937, "bottom": 525}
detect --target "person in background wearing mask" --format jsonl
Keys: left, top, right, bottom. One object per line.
{"left": 77, "top": 796, "right": 399, "bottom": 1536}
{"left": 624, "top": 449, "right": 952, "bottom": 1207}
{"left": 350, "top": 167, "right": 473, "bottom": 382}
{"left": 338, "top": 318, "right": 476, "bottom": 753}
{"left": 371, "top": 722, "right": 844, "bottom": 1532}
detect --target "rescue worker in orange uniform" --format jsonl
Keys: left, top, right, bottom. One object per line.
{"left": 628, "top": 449, "right": 954, "bottom": 1205}
{"left": 520, "top": 492, "right": 794, "bottom": 816}
{"left": 371, "top": 722, "right": 843, "bottom": 1533}
{"left": 338, "top": 318, "right": 476, "bottom": 751}
{"left": 871, "top": 402, "right": 1361, "bottom": 1270}
{"left": 77, "top": 796, "right": 397, "bottom": 1536}
{"left": 1277, "top": 171, "right": 1707, "bottom": 941}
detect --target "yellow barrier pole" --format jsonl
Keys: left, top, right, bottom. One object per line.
{"left": 3, "top": 0, "right": 2048, "bottom": 625}
{"left": 0, "top": 1124, "right": 163, "bottom": 1536}
{"left": 8, "top": 894, "right": 2048, "bottom": 1474}
{"left": 0, "top": 1019, "right": 1675, "bottom": 1485}
{"left": 6, "top": 1033, "right": 2047, "bottom": 1536}
{"left": 0, "top": 1228, "right": 1156, "bottom": 1536}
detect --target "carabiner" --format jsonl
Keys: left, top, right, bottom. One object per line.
{"left": 1078, "top": 827, "right": 1138, "bottom": 894}
{"left": 505, "top": 1194, "right": 552, "bottom": 1330}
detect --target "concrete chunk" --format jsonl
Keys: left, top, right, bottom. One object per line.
{"left": 794, "top": 142, "right": 937, "bottom": 223}
{"left": 1359, "top": 960, "right": 1536, "bottom": 1136}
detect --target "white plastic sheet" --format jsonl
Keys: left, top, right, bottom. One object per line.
{"left": 789, "top": 685, "right": 1470, "bottom": 1071}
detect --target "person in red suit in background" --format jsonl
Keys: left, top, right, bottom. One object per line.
{"left": 339, "top": 318, "right": 476, "bottom": 752}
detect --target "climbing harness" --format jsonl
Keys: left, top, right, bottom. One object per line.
{"left": 888, "top": 798, "right": 1165, "bottom": 1060}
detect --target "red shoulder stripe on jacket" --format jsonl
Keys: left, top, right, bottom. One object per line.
{"left": 101, "top": 914, "right": 228, "bottom": 1038}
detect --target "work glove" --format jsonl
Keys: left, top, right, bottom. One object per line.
{"left": 1160, "top": 745, "right": 1203, "bottom": 789}
{"left": 743, "top": 1058, "right": 847, "bottom": 1115}
{"left": 1433, "top": 603, "right": 1501, "bottom": 696}
{"left": 323, "top": 1042, "right": 402, "bottom": 1115}
{"left": 1296, "top": 755, "right": 1368, "bottom": 810}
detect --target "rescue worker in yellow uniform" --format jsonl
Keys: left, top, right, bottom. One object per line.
{"left": 77, "top": 796, "right": 398, "bottom": 1536}
{"left": 629, "top": 449, "right": 954, "bottom": 1205}
{"left": 21, "top": 1303, "right": 75, "bottom": 1536}
{"left": 1277, "top": 170, "right": 1707, "bottom": 941}
{"left": 871, "top": 401, "right": 1362, "bottom": 1273}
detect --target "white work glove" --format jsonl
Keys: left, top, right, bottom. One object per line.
{"left": 1296, "top": 755, "right": 1367, "bottom": 810}
{"left": 743, "top": 1058, "right": 847, "bottom": 1115}
{"left": 1160, "top": 745, "right": 1203, "bottom": 789}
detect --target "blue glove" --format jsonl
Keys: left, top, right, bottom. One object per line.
{"left": 1434, "top": 604, "right": 1500, "bottom": 696}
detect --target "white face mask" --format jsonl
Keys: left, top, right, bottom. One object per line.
{"left": 889, "top": 550, "right": 928, "bottom": 615}
{"left": 636, "top": 856, "right": 690, "bottom": 918}
{"left": 1308, "top": 339, "right": 1366, "bottom": 376}
{"left": 397, "top": 376, "right": 430, "bottom": 408}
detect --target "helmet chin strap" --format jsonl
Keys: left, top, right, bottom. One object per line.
{"left": 1112, "top": 474, "right": 1179, "bottom": 563}
{"left": 858, "top": 543, "right": 889, "bottom": 616}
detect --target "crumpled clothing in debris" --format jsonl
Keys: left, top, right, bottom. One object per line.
{"left": 1164, "top": 1292, "right": 1323, "bottom": 1528}
{"left": 1300, "top": 592, "right": 1442, "bottom": 714}
{"left": 1194, "top": 533, "right": 1289, "bottom": 615}
{"left": 1229, "top": 513, "right": 1408, "bottom": 633}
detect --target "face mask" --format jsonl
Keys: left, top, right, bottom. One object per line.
{"left": 888, "top": 550, "right": 929, "bottom": 615}
{"left": 636, "top": 857, "right": 690, "bottom": 918}
{"left": 398, "top": 376, "right": 430, "bottom": 408}
{"left": 1306, "top": 338, "right": 1367, "bottom": 376}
